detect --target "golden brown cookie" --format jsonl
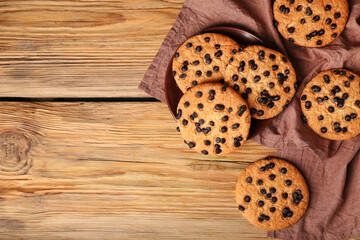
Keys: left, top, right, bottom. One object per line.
{"left": 273, "top": 0, "right": 349, "bottom": 47}
{"left": 236, "top": 157, "right": 309, "bottom": 231}
{"left": 172, "top": 33, "right": 240, "bottom": 93}
{"left": 300, "top": 69, "right": 360, "bottom": 140}
{"left": 176, "top": 83, "right": 251, "bottom": 156}
{"left": 224, "top": 45, "right": 297, "bottom": 120}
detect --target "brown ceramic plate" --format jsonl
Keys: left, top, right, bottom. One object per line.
{"left": 164, "top": 26, "right": 273, "bottom": 139}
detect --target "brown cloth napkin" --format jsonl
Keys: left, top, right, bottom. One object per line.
{"left": 139, "top": 0, "right": 360, "bottom": 239}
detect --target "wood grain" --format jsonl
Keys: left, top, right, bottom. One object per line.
{"left": 0, "top": 102, "right": 274, "bottom": 239}
{"left": 0, "top": 0, "right": 185, "bottom": 98}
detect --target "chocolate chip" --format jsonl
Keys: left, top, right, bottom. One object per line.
{"left": 271, "top": 197, "right": 278, "bottom": 203}
{"left": 206, "top": 71, "right": 212, "bottom": 77}
{"left": 328, "top": 107, "right": 334, "bottom": 113}
{"left": 182, "top": 119, "right": 188, "bottom": 126}
{"left": 269, "top": 54, "right": 276, "bottom": 61}
{"left": 334, "top": 12, "right": 341, "bottom": 19}
{"left": 326, "top": 18, "right": 332, "bottom": 25}
{"left": 285, "top": 180, "right": 292, "bottom": 186}
{"left": 356, "top": 100, "right": 360, "bottom": 107}
{"left": 245, "top": 88, "right": 252, "bottom": 95}
{"left": 269, "top": 174, "right": 276, "bottom": 180}
{"left": 324, "top": 75, "right": 330, "bottom": 83}
{"left": 232, "top": 123, "right": 240, "bottom": 130}
{"left": 204, "top": 37, "right": 210, "bottom": 42}
{"left": 282, "top": 193, "right": 288, "bottom": 199}
{"left": 266, "top": 193, "right": 272, "bottom": 199}
{"left": 179, "top": 73, "right": 187, "bottom": 79}
{"left": 345, "top": 115, "right": 351, "bottom": 121}
{"left": 195, "top": 71, "right": 202, "bottom": 77}
{"left": 312, "top": 85, "right": 321, "bottom": 92}
{"left": 238, "top": 205, "right": 245, "bottom": 211}
{"left": 305, "top": 101, "right": 312, "bottom": 109}
{"left": 320, "top": 127, "right": 328, "bottom": 133}
{"left": 195, "top": 46, "right": 202, "bottom": 52}
{"left": 296, "top": 5, "right": 303, "bottom": 11}
{"left": 316, "top": 40, "right": 323, "bottom": 46}
{"left": 288, "top": 38, "right": 294, "bottom": 43}
{"left": 349, "top": 75, "right": 355, "bottom": 81}
{"left": 351, "top": 113, "right": 357, "bottom": 119}
{"left": 331, "top": 24, "right": 337, "bottom": 29}
{"left": 288, "top": 27, "right": 295, "bottom": 33}
{"left": 244, "top": 196, "right": 251, "bottom": 202}
{"left": 267, "top": 102, "right": 274, "bottom": 109}
{"left": 260, "top": 189, "right": 266, "bottom": 195}
{"left": 257, "top": 179, "right": 263, "bottom": 185}
{"left": 335, "top": 127, "right": 342, "bottom": 133}
{"left": 325, "top": 4, "right": 332, "bottom": 11}
{"left": 239, "top": 78, "right": 247, "bottom": 85}
{"left": 270, "top": 187, "right": 276, "bottom": 194}
{"left": 284, "top": 87, "right": 290, "bottom": 93}
{"left": 284, "top": 8, "right": 290, "bottom": 14}
{"left": 231, "top": 74, "right": 239, "bottom": 82}
{"left": 215, "top": 50, "right": 223, "bottom": 58}
{"left": 222, "top": 116, "right": 229, "bottom": 122}
{"left": 205, "top": 58, "right": 212, "bottom": 64}
{"left": 306, "top": 7, "right": 313, "bottom": 16}
{"left": 257, "top": 110, "right": 264, "bottom": 116}
{"left": 193, "top": 60, "right": 200, "bottom": 65}
{"left": 233, "top": 84, "right": 239, "bottom": 91}
{"left": 214, "top": 44, "right": 221, "bottom": 49}
{"left": 318, "top": 29, "right": 325, "bottom": 36}
{"left": 258, "top": 200, "right": 265, "bottom": 207}
{"left": 254, "top": 75, "right": 261, "bottom": 82}
{"left": 313, "top": 15, "right": 320, "bottom": 22}
{"left": 220, "top": 126, "right": 228, "bottom": 133}
{"left": 181, "top": 66, "right": 188, "bottom": 72}
{"left": 199, "top": 119, "right": 205, "bottom": 125}
{"left": 300, "top": 18, "right": 306, "bottom": 24}
{"left": 186, "top": 42, "right": 192, "bottom": 48}
{"left": 343, "top": 127, "right": 348, "bottom": 133}
{"left": 175, "top": 52, "right": 179, "bottom": 58}
{"left": 308, "top": 0, "right": 313, "bottom": 2}
{"left": 332, "top": 33, "right": 338, "bottom": 38}
{"left": 241, "top": 93, "right": 248, "bottom": 100}
{"left": 211, "top": 66, "right": 219, "bottom": 72}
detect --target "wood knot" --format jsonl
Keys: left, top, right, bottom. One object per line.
{"left": 0, "top": 131, "right": 32, "bottom": 175}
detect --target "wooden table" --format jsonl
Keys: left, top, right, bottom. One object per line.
{"left": 0, "top": 1, "right": 355, "bottom": 239}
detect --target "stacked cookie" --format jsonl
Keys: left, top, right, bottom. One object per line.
{"left": 173, "top": 33, "right": 297, "bottom": 155}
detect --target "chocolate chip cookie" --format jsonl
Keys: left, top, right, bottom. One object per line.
{"left": 273, "top": 0, "right": 349, "bottom": 47}
{"left": 172, "top": 33, "right": 240, "bottom": 93}
{"left": 301, "top": 69, "right": 360, "bottom": 140}
{"left": 224, "top": 45, "right": 297, "bottom": 120}
{"left": 236, "top": 157, "right": 309, "bottom": 230}
{"left": 176, "top": 83, "right": 251, "bottom": 155}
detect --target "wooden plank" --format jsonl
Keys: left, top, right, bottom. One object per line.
{"left": 0, "top": 0, "right": 185, "bottom": 98}
{"left": 0, "top": 102, "right": 274, "bottom": 239}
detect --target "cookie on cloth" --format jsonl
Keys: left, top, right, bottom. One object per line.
{"left": 176, "top": 83, "right": 251, "bottom": 156}
{"left": 273, "top": 0, "right": 349, "bottom": 47}
{"left": 172, "top": 33, "right": 241, "bottom": 93}
{"left": 224, "top": 45, "right": 297, "bottom": 120}
{"left": 236, "top": 157, "right": 309, "bottom": 231}
{"left": 300, "top": 69, "right": 360, "bottom": 140}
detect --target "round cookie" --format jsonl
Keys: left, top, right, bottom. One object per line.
{"left": 300, "top": 69, "right": 360, "bottom": 140}
{"left": 273, "top": 0, "right": 349, "bottom": 48}
{"left": 172, "top": 33, "right": 241, "bottom": 93}
{"left": 176, "top": 83, "right": 251, "bottom": 156}
{"left": 224, "top": 45, "right": 297, "bottom": 120}
{"left": 236, "top": 157, "right": 309, "bottom": 231}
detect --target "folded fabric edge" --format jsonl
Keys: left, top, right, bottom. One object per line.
{"left": 268, "top": 228, "right": 360, "bottom": 240}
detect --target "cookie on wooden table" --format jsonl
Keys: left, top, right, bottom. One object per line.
{"left": 273, "top": 0, "right": 349, "bottom": 47}
{"left": 300, "top": 69, "right": 360, "bottom": 140}
{"left": 236, "top": 157, "right": 309, "bottom": 231}
{"left": 224, "top": 45, "right": 297, "bottom": 120}
{"left": 176, "top": 83, "right": 251, "bottom": 156}
{"left": 172, "top": 33, "right": 241, "bottom": 93}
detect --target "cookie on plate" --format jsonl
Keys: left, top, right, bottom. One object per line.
{"left": 273, "top": 0, "right": 349, "bottom": 47}
{"left": 236, "top": 157, "right": 309, "bottom": 231}
{"left": 224, "top": 45, "right": 297, "bottom": 120}
{"left": 300, "top": 69, "right": 360, "bottom": 140}
{"left": 176, "top": 83, "right": 251, "bottom": 156}
{"left": 172, "top": 33, "right": 241, "bottom": 93}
